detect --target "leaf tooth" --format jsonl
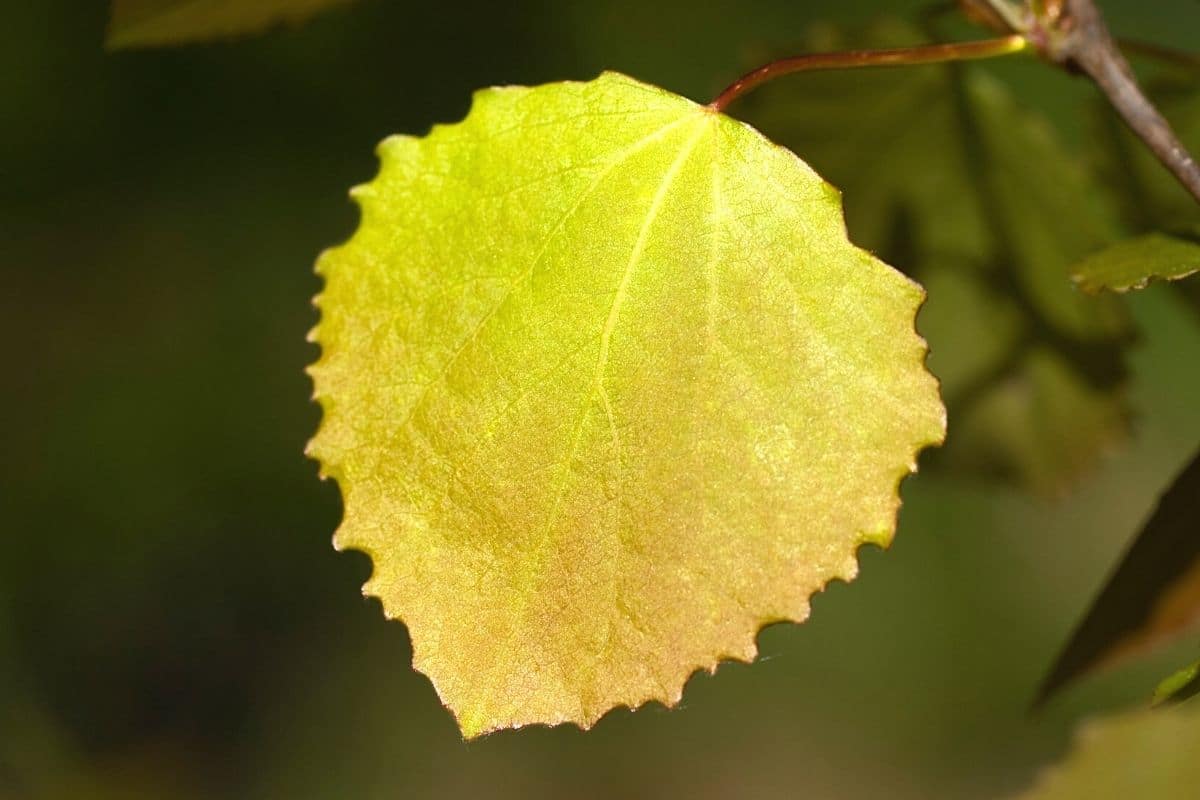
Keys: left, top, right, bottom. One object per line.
{"left": 309, "top": 71, "right": 947, "bottom": 739}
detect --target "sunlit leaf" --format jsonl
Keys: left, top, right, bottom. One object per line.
{"left": 1035, "top": 448, "right": 1200, "bottom": 705}
{"left": 745, "top": 21, "right": 1127, "bottom": 340}
{"left": 1072, "top": 231, "right": 1200, "bottom": 294}
{"left": 1015, "top": 699, "right": 1200, "bottom": 800}
{"left": 741, "top": 20, "right": 1129, "bottom": 493}
{"left": 307, "top": 71, "right": 945, "bottom": 738}
{"left": 106, "top": 0, "right": 355, "bottom": 49}
{"left": 1153, "top": 660, "right": 1200, "bottom": 707}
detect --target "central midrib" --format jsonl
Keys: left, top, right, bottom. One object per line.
{"left": 463, "top": 113, "right": 713, "bottom": 729}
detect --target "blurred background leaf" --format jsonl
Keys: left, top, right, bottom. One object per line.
{"left": 1013, "top": 697, "right": 1200, "bottom": 800}
{"left": 1072, "top": 230, "right": 1200, "bottom": 293}
{"left": 1035, "top": 447, "right": 1200, "bottom": 706}
{"left": 1152, "top": 659, "right": 1200, "bottom": 706}
{"left": 1090, "top": 65, "right": 1200, "bottom": 316}
{"left": 107, "top": 0, "right": 358, "bottom": 49}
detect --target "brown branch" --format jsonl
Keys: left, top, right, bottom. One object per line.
{"left": 1037, "top": 0, "right": 1200, "bottom": 204}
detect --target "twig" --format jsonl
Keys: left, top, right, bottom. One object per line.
{"left": 1034, "top": 0, "right": 1200, "bottom": 204}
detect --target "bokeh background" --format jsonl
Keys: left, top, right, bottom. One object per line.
{"left": 4, "top": 1, "right": 1200, "bottom": 797}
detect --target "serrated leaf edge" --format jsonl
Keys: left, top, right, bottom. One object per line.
{"left": 306, "top": 71, "right": 945, "bottom": 738}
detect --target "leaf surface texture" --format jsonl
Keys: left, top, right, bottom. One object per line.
{"left": 308, "top": 72, "right": 945, "bottom": 737}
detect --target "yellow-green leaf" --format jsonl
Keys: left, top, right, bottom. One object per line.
{"left": 1153, "top": 660, "right": 1200, "bottom": 707}
{"left": 1015, "top": 700, "right": 1200, "bottom": 800}
{"left": 1072, "top": 232, "right": 1200, "bottom": 294}
{"left": 307, "top": 72, "right": 945, "bottom": 738}
{"left": 106, "top": 0, "right": 355, "bottom": 49}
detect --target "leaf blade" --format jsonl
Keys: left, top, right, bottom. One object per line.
{"left": 1072, "top": 231, "right": 1200, "bottom": 294}
{"left": 308, "top": 72, "right": 945, "bottom": 737}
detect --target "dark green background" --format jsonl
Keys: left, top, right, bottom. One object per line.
{"left": 3, "top": 2, "right": 1200, "bottom": 797}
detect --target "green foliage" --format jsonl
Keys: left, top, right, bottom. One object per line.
{"left": 1015, "top": 698, "right": 1200, "bottom": 800}
{"left": 1072, "top": 231, "right": 1200, "bottom": 293}
{"left": 307, "top": 71, "right": 945, "bottom": 737}
{"left": 1153, "top": 660, "right": 1200, "bottom": 706}
{"left": 1036, "top": 448, "right": 1200, "bottom": 705}
{"left": 106, "top": 0, "right": 355, "bottom": 48}
{"left": 1088, "top": 75, "right": 1200, "bottom": 300}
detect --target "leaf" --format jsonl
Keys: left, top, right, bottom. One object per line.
{"left": 1035, "top": 448, "right": 1200, "bottom": 706}
{"left": 307, "top": 71, "right": 946, "bottom": 738}
{"left": 739, "top": 20, "right": 1131, "bottom": 494}
{"left": 1072, "top": 231, "right": 1200, "bottom": 294}
{"left": 1153, "top": 660, "right": 1200, "bottom": 707}
{"left": 106, "top": 0, "right": 355, "bottom": 49}
{"left": 1014, "top": 699, "right": 1200, "bottom": 800}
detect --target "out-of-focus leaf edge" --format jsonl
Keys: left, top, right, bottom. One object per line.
{"left": 1033, "top": 447, "right": 1200, "bottom": 707}
{"left": 1152, "top": 660, "right": 1200, "bottom": 706}
{"left": 1071, "top": 232, "right": 1200, "bottom": 294}
{"left": 105, "top": 0, "right": 355, "bottom": 50}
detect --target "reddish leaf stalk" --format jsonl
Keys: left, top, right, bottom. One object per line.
{"left": 708, "top": 35, "right": 1029, "bottom": 113}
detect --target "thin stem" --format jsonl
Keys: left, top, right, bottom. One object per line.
{"left": 707, "top": 35, "right": 1029, "bottom": 113}
{"left": 1038, "top": 0, "right": 1200, "bottom": 204}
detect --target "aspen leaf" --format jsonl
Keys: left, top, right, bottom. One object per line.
{"left": 106, "top": 0, "right": 355, "bottom": 49}
{"left": 307, "top": 72, "right": 946, "bottom": 738}
{"left": 1072, "top": 231, "right": 1200, "bottom": 294}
